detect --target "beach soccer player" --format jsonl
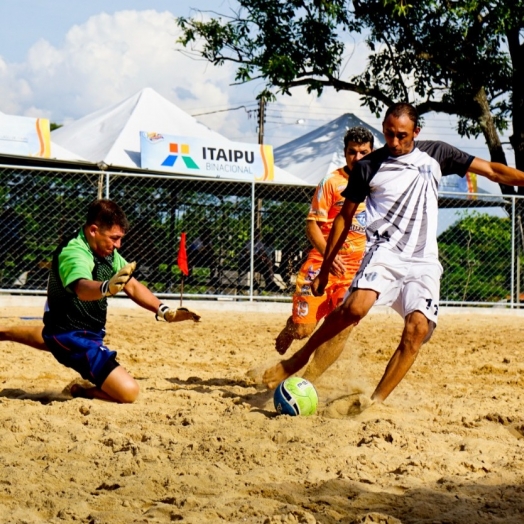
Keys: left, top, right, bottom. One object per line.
{"left": 275, "top": 127, "right": 374, "bottom": 354}
{"left": 0, "top": 199, "right": 200, "bottom": 403}
{"left": 263, "top": 102, "right": 524, "bottom": 408}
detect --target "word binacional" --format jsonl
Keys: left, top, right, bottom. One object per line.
{"left": 206, "top": 163, "right": 253, "bottom": 174}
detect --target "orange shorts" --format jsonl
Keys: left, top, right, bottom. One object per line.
{"left": 291, "top": 253, "right": 362, "bottom": 325}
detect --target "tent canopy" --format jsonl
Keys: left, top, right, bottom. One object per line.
{"left": 52, "top": 87, "right": 305, "bottom": 186}
{"left": 274, "top": 113, "right": 384, "bottom": 186}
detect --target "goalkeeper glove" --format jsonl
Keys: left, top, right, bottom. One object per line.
{"left": 100, "top": 261, "right": 136, "bottom": 297}
{"left": 156, "top": 304, "right": 201, "bottom": 323}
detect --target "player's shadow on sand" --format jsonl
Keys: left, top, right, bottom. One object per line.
{"left": 166, "top": 376, "right": 254, "bottom": 388}
{"left": 165, "top": 376, "right": 276, "bottom": 416}
{"left": 0, "top": 388, "right": 72, "bottom": 404}
{"left": 256, "top": 477, "right": 524, "bottom": 523}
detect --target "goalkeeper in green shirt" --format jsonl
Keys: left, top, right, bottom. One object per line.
{"left": 0, "top": 199, "right": 200, "bottom": 403}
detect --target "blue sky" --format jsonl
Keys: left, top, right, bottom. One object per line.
{"left": 0, "top": 0, "right": 513, "bottom": 183}
{"left": 0, "top": 1, "right": 224, "bottom": 62}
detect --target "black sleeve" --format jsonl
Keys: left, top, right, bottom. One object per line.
{"left": 341, "top": 163, "right": 368, "bottom": 203}
{"left": 341, "top": 146, "right": 390, "bottom": 202}
{"left": 416, "top": 141, "right": 474, "bottom": 177}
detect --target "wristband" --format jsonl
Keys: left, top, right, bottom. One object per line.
{"left": 100, "top": 280, "right": 110, "bottom": 296}
{"left": 156, "top": 303, "right": 169, "bottom": 321}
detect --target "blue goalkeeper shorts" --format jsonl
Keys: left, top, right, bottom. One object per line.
{"left": 42, "top": 328, "right": 120, "bottom": 387}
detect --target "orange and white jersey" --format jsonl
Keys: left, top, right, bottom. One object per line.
{"left": 307, "top": 166, "right": 366, "bottom": 260}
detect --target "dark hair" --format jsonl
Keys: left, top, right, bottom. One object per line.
{"left": 384, "top": 102, "right": 419, "bottom": 129}
{"left": 344, "top": 126, "right": 374, "bottom": 150}
{"left": 85, "top": 199, "right": 129, "bottom": 233}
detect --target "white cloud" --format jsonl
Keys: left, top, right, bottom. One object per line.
{"left": 0, "top": 9, "right": 251, "bottom": 139}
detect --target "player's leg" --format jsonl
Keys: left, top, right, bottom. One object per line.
{"left": 72, "top": 366, "right": 139, "bottom": 403}
{"left": 44, "top": 329, "right": 140, "bottom": 403}
{"left": 275, "top": 258, "right": 324, "bottom": 354}
{"left": 0, "top": 325, "right": 48, "bottom": 351}
{"left": 263, "top": 288, "right": 377, "bottom": 388}
{"left": 371, "top": 259, "right": 441, "bottom": 403}
{"left": 371, "top": 310, "right": 431, "bottom": 403}
{"left": 275, "top": 316, "right": 316, "bottom": 355}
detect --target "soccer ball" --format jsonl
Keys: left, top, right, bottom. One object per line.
{"left": 273, "top": 377, "right": 318, "bottom": 416}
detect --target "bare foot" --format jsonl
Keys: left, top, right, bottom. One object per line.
{"left": 262, "top": 362, "right": 293, "bottom": 389}
{"left": 324, "top": 393, "right": 374, "bottom": 418}
{"left": 275, "top": 329, "right": 295, "bottom": 355}
{"left": 70, "top": 384, "right": 92, "bottom": 399}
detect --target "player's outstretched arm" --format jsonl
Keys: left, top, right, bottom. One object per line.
{"left": 123, "top": 279, "right": 201, "bottom": 322}
{"left": 469, "top": 158, "right": 524, "bottom": 186}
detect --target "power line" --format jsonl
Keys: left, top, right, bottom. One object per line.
{"left": 191, "top": 105, "right": 256, "bottom": 117}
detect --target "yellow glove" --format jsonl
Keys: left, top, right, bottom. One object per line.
{"left": 100, "top": 261, "right": 136, "bottom": 297}
{"left": 156, "top": 304, "right": 201, "bottom": 323}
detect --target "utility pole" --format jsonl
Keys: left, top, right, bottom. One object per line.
{"left": 257, "top": 96, "right": 266, "bottom": 145}
{"left": 255, "top": 97, "right": 266, "bottom": 232}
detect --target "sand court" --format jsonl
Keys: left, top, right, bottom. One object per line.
{"left": 1, "top": 304, "right": 524, "bottom": 523}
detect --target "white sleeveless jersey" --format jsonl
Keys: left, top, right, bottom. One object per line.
{"left": 342, "top": 141, "right": 474, "bottom": 259}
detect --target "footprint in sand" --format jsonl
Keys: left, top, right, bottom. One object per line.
{"left": 324, "top": 393, "right": 375, "bottom": 418}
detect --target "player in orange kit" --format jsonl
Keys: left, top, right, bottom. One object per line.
{"left": 274, "top": 127, "right": 374, "bottom": 355}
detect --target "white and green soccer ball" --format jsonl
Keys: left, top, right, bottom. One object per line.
{"left": 273, "top": 377, "right": 318, "bottom": 416}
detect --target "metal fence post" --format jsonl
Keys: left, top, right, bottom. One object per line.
{"left": 249, "top": 180, "right": 256, "bottom": 301}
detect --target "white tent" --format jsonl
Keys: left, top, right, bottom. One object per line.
{"left": 274, "top": 113, "right": 384, "bottom": 186}
{"left": 52, "top": 87, "right": 305, "bottom": 185}
{"left": 50, "top": 142, "right": 87, "bottom": 162}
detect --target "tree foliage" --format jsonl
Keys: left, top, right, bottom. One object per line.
{"left": 177, "top": 1, "right": 524, "bottom": 189}
{"left": 177, "top": 0, "right": 357, "bottom": 99}
{"left": 439, "top": 212, "right": 512, "bottom": 303}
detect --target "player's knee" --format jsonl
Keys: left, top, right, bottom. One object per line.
{"left": 117, "top": 380, "right": 140, "bottom": 403}
{"left": 339, "top": 301, "right": 366, "bottom": 324}
{"left": 405, "top": 312, "right": 431, "bottom": 345}
{"left": 101, "top": 366, "right": 140, "bottom": 403}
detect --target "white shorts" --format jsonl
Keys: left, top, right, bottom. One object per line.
{"left": 349, "top": 246, "right": 442, "bottom": 324}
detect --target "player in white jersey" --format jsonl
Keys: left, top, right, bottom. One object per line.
{"left": 263, "top": 102, "right": 524, "bottom": 410}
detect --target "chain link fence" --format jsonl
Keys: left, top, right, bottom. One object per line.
{"left": 1, "top": 163, "right": 523, "bottom": 307}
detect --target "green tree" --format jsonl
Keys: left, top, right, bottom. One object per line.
{"left": 439, "top": 212, "right": 512, "bottom": 303}
{"left": 177, "top": 1, "right": 524, "bottom": 192}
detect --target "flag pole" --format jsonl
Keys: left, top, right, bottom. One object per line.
{"left": 177, "top": 232, "right": 189, "bottom": 307}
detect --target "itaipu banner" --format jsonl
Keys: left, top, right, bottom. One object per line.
{"left": 140, "top": 132, "right": 275, "bottom": 181}
{"left": 0, "top": 114, "right": 51, "bottom": 158}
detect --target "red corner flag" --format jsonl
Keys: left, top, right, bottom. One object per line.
{"left": 177, "top": 232, "right": 189, "bottom": 276}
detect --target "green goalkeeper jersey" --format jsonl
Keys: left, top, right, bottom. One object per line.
{"left": 43, "top": 229, "right": 127, "bottom": 332}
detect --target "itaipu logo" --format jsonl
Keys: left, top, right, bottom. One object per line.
{"left": 161, "top": 143, "right": 199, "bottom": 169}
